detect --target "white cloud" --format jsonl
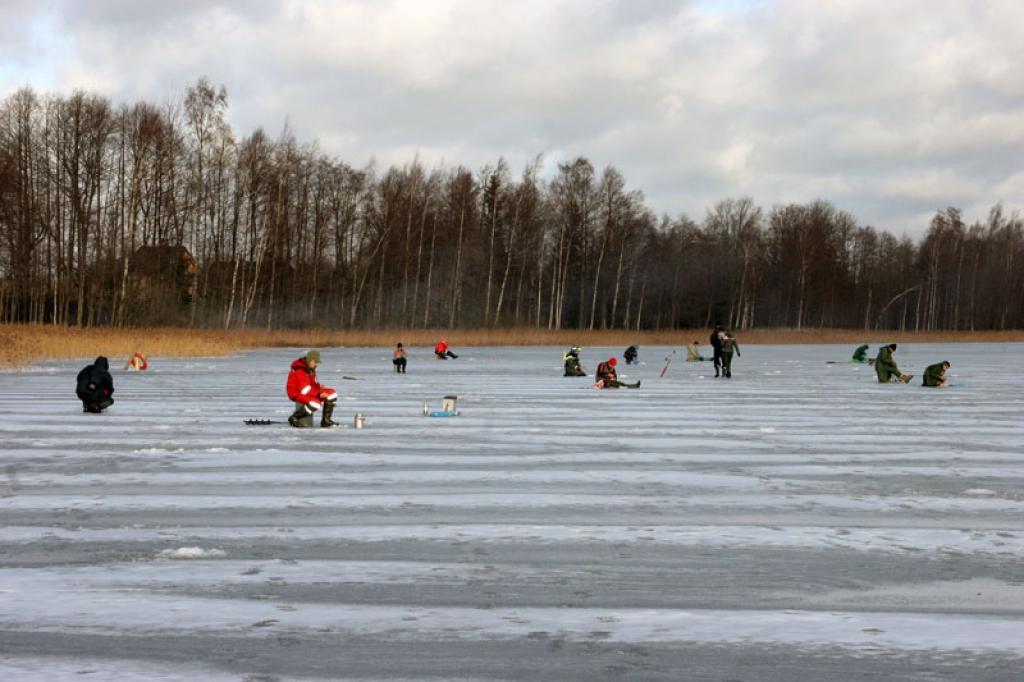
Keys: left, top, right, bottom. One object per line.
{"left": 1, "top": 0, "right": 1021, "bottom": 238}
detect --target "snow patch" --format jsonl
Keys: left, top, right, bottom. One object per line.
{"left": 158, "top": 547, "right": 226, "bottom": 559}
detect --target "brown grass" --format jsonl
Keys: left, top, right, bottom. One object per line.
{"left": 1, "top": 323, "right": 1022, "bottom": 366}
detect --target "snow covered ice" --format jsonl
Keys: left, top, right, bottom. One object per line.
{"left": 1, "top": 343, "right": 1023, "bottom": 681}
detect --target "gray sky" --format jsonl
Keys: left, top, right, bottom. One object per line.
{"left": 2, "top": 0, "right": 1022, "bottom": 238}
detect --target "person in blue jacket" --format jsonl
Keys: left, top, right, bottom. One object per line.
{"left": 623, "top": 345, "right": 639, "bottom": 365}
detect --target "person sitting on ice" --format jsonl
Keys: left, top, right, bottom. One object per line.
{"left": 922, "top": 360, "right": 950, "bottom": 387}
{"left": 686, "top": 341, "right": 705, "bottom": 362}
{"left": 595, "top": 356, "right": 640, "bottom": 389}
{"left": 874, "top": 343, "right": 911, "bottom": 383}
{"left": 623, "top": 345, "right": 639, "bottom": 365}
{"left": 434, "top": 339, "right": 458, "bottom": 359}
{"left": 392, "top": 342, "right": 408, "bottom": 373}
{"left": 286, "top": 350, "right": 338, "bottom": 428}
{"left": 76, "top": 356, "right": 115, "bottom": 413}
{"left": 852, "top": 344, "right": 870, "bottom": 363}
{"left": 123, "top": 351, "right": 148, "bottom": 371}
{"left": 563, "top": 345, "right": 586, "bottom": 376}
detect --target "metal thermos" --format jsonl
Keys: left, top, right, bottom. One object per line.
{"left": 423, "top": 402, "right": 429, "bottom": 415}
{"left": 354, "top": 413, "right": 365, "bottom": 429}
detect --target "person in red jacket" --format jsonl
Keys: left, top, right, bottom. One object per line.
{"left": 595, "top": 356, "right": 640, "bottom": 389}
{"left": 286, "top": 350, "right": 338, "bottom": 428}
{"left": 434, "top": 339, "right": 458, "bottom": 360}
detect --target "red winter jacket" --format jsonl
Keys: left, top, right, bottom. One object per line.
{"left": 434, "top": 341, "right": 448, "bottom": 354}
{"left": 286, "top": 357, "right": 336, "bottom": 409}
{"left": 596, "top": 361, "right": 618, "bottom": 383}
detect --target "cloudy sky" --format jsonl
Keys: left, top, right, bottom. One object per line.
{"left": 2, "top": 0, "right": 1022, "bottom": 238}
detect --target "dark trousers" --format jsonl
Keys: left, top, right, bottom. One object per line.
{"left": 393, "top": 357, "right": 407, "bottom": 373}
{"left": 713, "top": 348, "right": 723, "bottom": 375}
{"left": 599, "top": 379, "right": 639, "bottom": 389}
{"left": 82, "top": 398, "right": 113, "bottom": 413}
{"left": 721, "top": 351, "right": 734, "bottom": 378}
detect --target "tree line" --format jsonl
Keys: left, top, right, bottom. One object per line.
{"left": 1, "top": 79, "right": 1022, "bottom": 331}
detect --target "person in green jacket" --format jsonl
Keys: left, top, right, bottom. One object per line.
{"left": 922, "top": 360, "right": 950, "bottom": 387}
{"left": 875, "top": 343, "right": 911, "bottom": 383}
{"left": 852, "top": 344, "right": 870, "bottom": 363}
{"left": 563, "top": 346, "right": 586, "bottom": 377}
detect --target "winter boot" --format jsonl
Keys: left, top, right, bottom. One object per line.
{"left": 320, "top": 400, "right": 338, "bottom": 428}
{"left": 288, "top": 403, "right": 314, "bottom": 428}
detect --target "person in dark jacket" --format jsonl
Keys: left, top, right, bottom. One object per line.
{"left": 721, "top": 332, "right": 741, "bottom": 378}
{"left": 76, "top": 356, "right": 114, "bottom": 413}
{"left": 852, "top": 344, "right": 870, "bottom": 363}
{"left": 434, "top": 339, "right": 458, "bottom": 359}
{"left": 922, "top": 360, "right": 950, "bottom": 387}
{"left": 710, "top": 324, "right": 725, "bottom": 377}
{"left": 563, "top": 346, "right": 586, "bottom": 376}
{"left": 285, "top": 350, "right": 338, "bottom": 428}
{"left": 623, "top": 345, "right": 638, "bottom": 365}
{"left": 392, "top": 343, "right": 408, "bottom": 373}
{"left": 874, "top": 344, "right": 911, "bottom": 383}
{"left": 595, "top": 357, "right": 640, "bottom": 389}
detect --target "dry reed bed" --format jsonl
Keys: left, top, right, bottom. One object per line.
{"left": 1, "top": 324, "right": 1021, "bottom": 367}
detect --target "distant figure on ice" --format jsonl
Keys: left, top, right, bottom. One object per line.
{"left": 76, "top": 356, "right": 114, "bottom": 413}
{"left": 286, "top": 350, "right": 338, "bottom": 428}
{"left": 710, "top": 324, "right": 726, "bottom": 377}
{"left": 434, "top": 339, "right": 458, "bottom": 360}
{"left": 922, "top": 360, "right": 950, "bottom": 387}
{"left": 852, "top": 344, "right": 870, "bottom": 363}
{"left": 392, "top": 343, "right": 408, "bottom": 373}
{"left": 595, "top": 357, "right": 640, "bottom": 389}
{"left": 721, "top": 332, "right": 741, "bottom": 378}
{"left": 623, "top": 345, "right": 639, "bottom": 365}
{"left": 563, "top": 346, "right": 586, "bottom": 377}
{"left": 686, "top": 341, "right": 705, "bottom": 362}
{"left": 123, "top": 351, "right": 148, "bottom": 371}
{"left": 874, "top": 344, "right": 912, "bottom": 383}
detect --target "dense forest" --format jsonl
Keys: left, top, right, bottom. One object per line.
{"left": 1, "top": 79, "right": 1022, "bottom": 331}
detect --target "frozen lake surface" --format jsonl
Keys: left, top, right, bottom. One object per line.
{"left": 2, "top": 343, "right": 1023, "bottom": 681}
